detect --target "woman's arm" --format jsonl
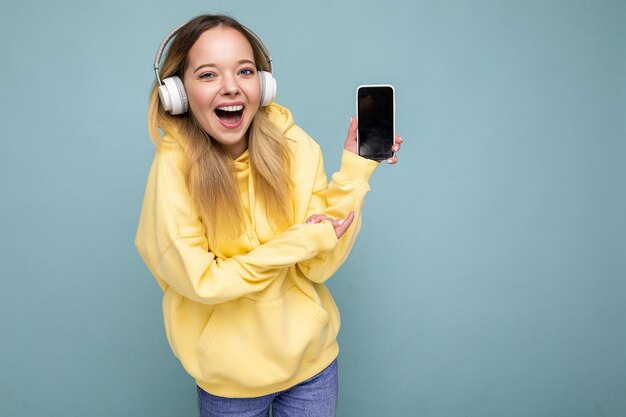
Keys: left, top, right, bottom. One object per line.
{"left": 295, "top": 149, "right": 376, "bottom": 283}
{"left": 134, "top": 145, "right": 338, "bottom": 305}
{"left": 296, "top": 117, "right": 402, "bottom": 283}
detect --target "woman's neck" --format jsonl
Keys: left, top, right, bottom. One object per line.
{"left": 220, "top": 136, "right": 249, "bottom": 159}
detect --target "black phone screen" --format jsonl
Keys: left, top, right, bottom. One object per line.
{"left": 357, "top": 85, "right": 394, "bottom": 161}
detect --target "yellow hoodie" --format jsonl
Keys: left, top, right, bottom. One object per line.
{"left": 135, "top": 104, "right": 379, "bottom": 398}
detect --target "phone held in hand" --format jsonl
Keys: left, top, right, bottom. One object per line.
{"left": 356, "top": 84, "right": 395, "bottom": 161}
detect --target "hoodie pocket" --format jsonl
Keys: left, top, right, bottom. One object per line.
{"left": 197, "top": 287, "right": 330, "bottom": 389}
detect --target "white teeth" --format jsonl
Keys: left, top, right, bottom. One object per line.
{"left": 216, "top": 105, "right": 243, "bottom": 112}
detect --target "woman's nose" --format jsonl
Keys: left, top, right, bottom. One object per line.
{"left": 220, "top": 74, "right": 240, "bottom": 96}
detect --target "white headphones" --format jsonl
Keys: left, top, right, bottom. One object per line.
{"left": 153, "top": 21, "right": 277, "bottom": 115}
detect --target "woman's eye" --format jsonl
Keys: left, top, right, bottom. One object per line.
{"left": 199, "top": 72, "right": 215, "bottom": 79}
{"left": 239, "top": 68, "right": 255, "bottom": 76}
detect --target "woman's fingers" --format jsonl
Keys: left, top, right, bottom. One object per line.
{"left": 393, "top": 134, "right": 402, "bottom": 151}
{"left": 306, "top": 214, "right": 333, "bottom": 224}
{"left": 387, "top": 134, "right": 402, "bottom": 164}
{"left": 333, "top": 211, "right": 355, "bottom": 238}
{"left": 305, "top": 211, "right": 356, "bottom": 239}
{"left": 306, "top": 215, "right": 320, "bottom": 224}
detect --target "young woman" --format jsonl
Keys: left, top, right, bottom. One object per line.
{"left": 135, "top": 14, "right": 402, "bottom": 417}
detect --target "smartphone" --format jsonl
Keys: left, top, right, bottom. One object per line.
{"left": 356, "top": 84, "right": 395, "bottom": 161}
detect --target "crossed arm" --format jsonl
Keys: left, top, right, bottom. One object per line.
{"left": 135, "top": 119, "right": 402, "bottom": 304}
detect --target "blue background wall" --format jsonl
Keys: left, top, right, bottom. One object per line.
{"left": 1, "top": 1, "right": 624, "bottom": 416}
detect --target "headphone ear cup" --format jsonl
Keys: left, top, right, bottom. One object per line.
{"left": 158, "top": 76, "right": 188, "bottom": 115}
{"left": 258, "top": 71, "right": 277, "bottom": 106}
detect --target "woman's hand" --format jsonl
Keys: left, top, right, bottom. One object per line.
{"left": 306, "top": 211, "right": 356, "bottom": 239}
{"left": 345, "top": 116, "right": 403, "bottom": 164}
{"left": 344, "top": 117, "right": 359, "bottom": 155}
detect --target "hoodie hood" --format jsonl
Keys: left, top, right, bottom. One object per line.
{"left": 264, "top": 103, "right": 295, "bottom": 133}
{"left": 233, "top": 149, "right": 249, "bottom": 173}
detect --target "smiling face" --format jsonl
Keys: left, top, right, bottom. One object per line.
{"left": 183, "top": 26, "right": 261, "bottom": 159}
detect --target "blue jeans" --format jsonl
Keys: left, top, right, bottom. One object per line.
{"left": 197, "top": 358, "right": 338, "bottom": 417}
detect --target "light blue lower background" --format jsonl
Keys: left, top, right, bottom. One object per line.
{"left": 1, "top": 0, "right": 624, "bottom": 416}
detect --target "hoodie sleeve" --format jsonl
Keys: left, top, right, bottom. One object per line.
{"left": 296, "top": 149, "right": 379, "bottom": 283}
{"left": 134, "top": 144, "right": 338, "bottom": 305}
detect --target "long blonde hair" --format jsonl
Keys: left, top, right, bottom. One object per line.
{"left": 148, "top": 15, "right": 292, "bottom": 241}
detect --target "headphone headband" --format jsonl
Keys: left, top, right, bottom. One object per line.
{"left": 240, "top": 23, "right": 273, "bottom": 73}
{"left": 153, "top": 21, "right": 273, "bottom": 87}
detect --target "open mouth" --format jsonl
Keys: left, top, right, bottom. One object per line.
{"left": 215, "top": 104, "right": 244, "bottom": 126}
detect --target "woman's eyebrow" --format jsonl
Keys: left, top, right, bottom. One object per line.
{"left": 194, "top": 59, "right": 256, "bottom": 73}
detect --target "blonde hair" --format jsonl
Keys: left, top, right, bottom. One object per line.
{"left": 148, "top": 15, "right": 292, "bottom": 241}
